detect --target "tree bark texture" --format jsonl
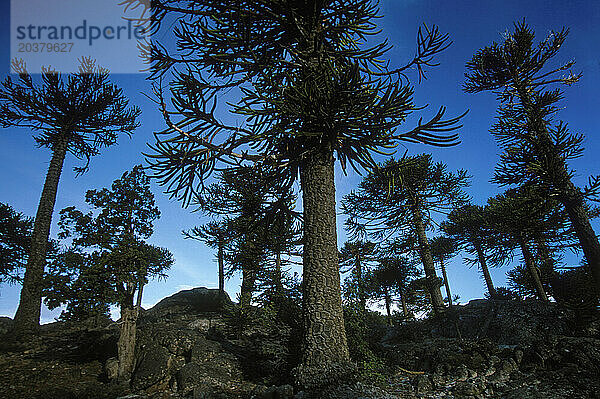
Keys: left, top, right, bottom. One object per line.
{"left": 296, "top": 148, "right": 350, "bottom": 390}
{"left": 520, "top": 240, "right": 548, "bottom": 302}
{"left": 117, "top": 306, "right": 139, "bottom": 381}
{"left": 13, "top": 139, "right": 68, "bottom": 335}
{"left": 412, "top": 207, "right": 445, "bottom": 313}
{"left": 474, "top": 242, "right": 497, "bottom": 299}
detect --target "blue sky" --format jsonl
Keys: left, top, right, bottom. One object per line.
{"left": 1, "top": 1, "right": 599, "bottom": 322}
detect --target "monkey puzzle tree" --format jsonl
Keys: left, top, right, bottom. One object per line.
{"left": 343, "top": 154, "right": 469, "bottom": 314}
{"left": 369, "top": 254, "right": 421, "bottom": 322}
{"left": 184, "top": 220, "right": 230, "bottom": 294}
{"left": 57, "top": 165, "right": 173, "bottom": 381}
{"left": 0, "top": 58, "right": 140, "bottom": 334}
{"left": 486, "top": 185, "right": 572, "bottom": 302}
{"left": 464, "top": 21, "right": 600, "bottom": 297}
{"left": 137, "top": 0, "right": 464, "bottom": 386}
{"left": 441, "top": 204, "right": 501, "bottom": 299}
{"left": 429, "top": 236, "right": 458, "bottom": 306}
{"left": 339, "top": 240, "right": 376, "bottom": 312}
{"left": 0, "top": 203, "right": 34, "bottom": 285}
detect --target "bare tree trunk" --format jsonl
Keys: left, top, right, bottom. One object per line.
{"left": 413, "top": 206, "right": 445, "bottom": 313}
{"left": 239, "top": 267, "right": 256, "bottom": 311}
{"left": 399, "top": 288, "right": 409, "bottom": 318}
{"left": 356, "top": 255, "right": 366, "bottom": 312}
{"left": 474, "top": 242, "right": 497, "bottom": 299}
{"left": 274, "top": 251, "right": 284, "bottom": 300}
{"left": 218, "top": 242, "right": 225, "bottom": 294}
{"left": 297, "top": 147, "right": 350, "bottom": 390}
{"left": 440, "top": 258, "right": 453, "bottom": 307}
{"left": 13, "top": 139, "right": 68, "bottom": 335}
{"left": 520, "top": 240, "right": 548, "bottom": 302}
{"left": 383, "top": 288, "right": 392, "bottom": 325}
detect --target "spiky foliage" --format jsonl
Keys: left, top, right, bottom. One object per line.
{"left": 487, "top": 185, "right": 572, "bottom": 301}
{"left": 343, "top": 154, "right": 469, "bottom": 312}
{"left": 0, "top": 203, "right": 34, "bottom": 284}
{"left": 1, "top": 58, "right": 140, "bottom": 333}
{"left": 133, "top": 0, "right": 464, "bottom": 386}
{"left": 464, "top": 20, "right": 600, "bottom": 297}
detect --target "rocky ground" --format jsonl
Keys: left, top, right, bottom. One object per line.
{"left": 0, "top": 289, "right": 598, "bottom": 399}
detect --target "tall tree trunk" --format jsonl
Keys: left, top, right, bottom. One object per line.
{"left": 218, "top": 242, "right": 225, "bottom": 294}
{"left": 474, "top": 242, "right": 497, "bottom": 299}
{"left": 399, "top": 288, "right": 409, "bottom": 318}
{"left": 412, "top": 206, "right": 445, "bottom": 313}
{"left": 440, "top": 258, "right": 453, "bottom": 307}
{"left": 136, "top": 282, "right": 144, "bottom": 309}
{"left": 516, "top": 83, "right": 600, "bottom": 298}
{"left": 13, "top": 139, "right": 68, "bottom": 335}
{"left": 117, "top": 304, "right": 138, "bottom": 381}
{"left": 383, "top": 288, "right": 392, "bottom": 325}
{"left": 520, "top": 239, "right": 548, "bottom": 302}
{"left": 297, "top": 147, "right": 350, "bottom": 390}
{"left": 239, "top": 266, "right": 256, "bottom": 311}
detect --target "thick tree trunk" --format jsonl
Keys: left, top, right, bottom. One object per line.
{"left": 440, "top": 258, "right": 453, "bottom": 307}
{"left": 117, "top": 305, "right": 138, "bottom": 381}
{"left": 218, "top": 242, "right": 225, "bottom": 294}
{"left": 520, "top": 240, "right": 548, "bottom": 302}
{"left": 559, "top": 185, "right": 600, "bottom": 298}
{"left": 473, "top": 242, "right": 497, "bottom": 299}
{"left": 297, "top": 147, "right": 350, "bottom": 390}
{"left": 239, "top": 266, "right": 256, "bottom": 311}
{"left": 412, "top": 207, "right": 445, "bottom": 313}
{"left": 13, "top": 139, "right": 68, "bottom": 335}
{"left": 516, "top": 84, "right": 600, "bottom": 298}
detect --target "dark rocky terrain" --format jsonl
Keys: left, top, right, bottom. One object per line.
{"left": 0, "top": 289, "right": 599, "bottom": 399}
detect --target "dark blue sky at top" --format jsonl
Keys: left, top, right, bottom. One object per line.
{"left": 0, "top": 0, "right": 599, "bottom": 322}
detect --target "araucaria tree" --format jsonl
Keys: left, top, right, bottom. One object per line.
{"left": 339, "top": 240, "right": 376, "bottom": 312}
{"left": 57, "top": 166, "right": 173, "bottom": 381}
{"left": 343, "top": 154, "right": 469, "bottom": 314}
{"left": 441, "top": 204, "right": 500, "bottom": 299}
{"left": 464, "top": 21, "right": 600, "bottom": 297}
{"left": 0, "top": 202, "right": 34, "bottom": 284}
{"left": 139, "top": 0, "right": 464, "bottom": 387}
{"left": 0, "top": 58, "right": 140, "bottom": 334}
{"left": 429, "top": 236, "right": 458, "bottom": 306}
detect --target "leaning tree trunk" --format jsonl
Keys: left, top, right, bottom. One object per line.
{"left": 473, "top": 242, "right": 497, "bottom": 299}
{"left": 520, "top": 239, "right": 548, "bottom": 302}
{"left": 440, "top": 258, "right": 453, "bottom": 307}
{"left": 217, "top": 242, "right": 225, "bottom": 294}
{"left": 412, "top": 206, "right": 445, "bottom": 313}
{"left": 13, "top": 139, "right": 68, "bottom": 335}
{"left": 559, "top": 182, "right": 600, "bottom": 298}
{"left": 516, "top": 83, "right": 600, "bottom": 298}
{"left": 297, "top": 147, "right": 350, "bottom": 390}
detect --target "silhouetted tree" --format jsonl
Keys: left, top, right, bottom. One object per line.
{"left": 442, "top": 204, "right": 502, "bottom": 298}
{"left": 343, "top": 154, "right": 469, "bottom": 313}
{"left": 464, "top": 21, "right": 600, "bottom": 297}
{"left": 138, "top": 0, "right": 465, "bottom": 386}
{"left": 429, "top": 236, "right": 458, "bottom": 306}
{"left": 339, "top": 240, "right": 376, "bottom": 312}
{"left": 0, "top": 59, "right": 140, "bottom": 334}
{"left": 0, "top": 203, "right": 34, "bottom": 284}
